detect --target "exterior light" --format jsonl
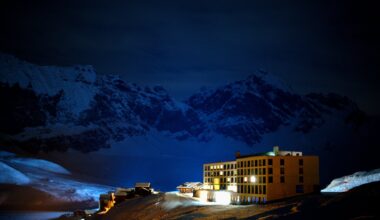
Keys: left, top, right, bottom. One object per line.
{"left": 199, "top": 191, "right": 208, "bottom": 202}
{"left": 227, "top": 185, "right": 237, "bottom": 192}
{"left": 215, "top": 191, "right": 231, "bottom": 205}
{"left": 250, "top": 176, "right": 256, "bottom": 183}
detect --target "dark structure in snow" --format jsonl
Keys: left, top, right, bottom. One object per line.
{"left": 134, "top": 182, "right": 152, "bottom": 196}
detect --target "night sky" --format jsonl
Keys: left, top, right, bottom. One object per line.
{"left": 1, "top": 0, "right": 379, "bottom": 115}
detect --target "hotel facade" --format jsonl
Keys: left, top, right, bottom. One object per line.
{"left": 202, "top": 146, "right": 319, "bottom": 203}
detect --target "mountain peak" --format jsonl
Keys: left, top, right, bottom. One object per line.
{"left": 245, "top": 70, "right": 292, "bottom": 93}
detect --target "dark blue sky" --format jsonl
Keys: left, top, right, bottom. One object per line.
{"left": 1, "top": 0, "right": 379, "bottom": 114}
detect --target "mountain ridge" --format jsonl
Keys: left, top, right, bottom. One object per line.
{"left": 0, "top": 52, "right": 366, "bottom": 153}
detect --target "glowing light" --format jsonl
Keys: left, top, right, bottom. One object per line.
{"left": 227, "top": 185, "right": 237, "bottom": 192}
{"left": 250, "top": 176, "right": 256, "bottom": 183}
{"left": 220, "top": 165, "right": 224, "bottom": 169}
{"left": 227, "top": 177, "right": 231, "bottom": 182}
{"left": 244, "top": 177, "right": 248, "bottom": 182}
{"left": 214, "top": 191, "right": 231, "bottom": 205}
{"left": 220, "top": 171, "right": 223, "bottom": 175}
{"left": 199, "top": 191, "right": 208, "bottom": 202}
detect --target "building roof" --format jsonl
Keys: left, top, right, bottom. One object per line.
{"left": 176, "top": 182, "right": 203, "bottom": 189}
{"left": 236, "top": 152, "right": 273, "bottom": 159}
{"left": 135, "top": 182, "right": 151, "bottom": 188}
{"left": 204, "top": 160, "right": 236, "bottom": 165}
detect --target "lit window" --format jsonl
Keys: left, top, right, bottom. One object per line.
{"left": 250, "top": 176, "right": 256, "bottom": 183}
{"left": 227, "top": 177, "right": 231, "bottom": 182}
{"left": 244, "top": 177, "right": 248, "bottom": 182}
{"left": 221, "top": 165, "right": 224, "bottom": 169}
{"left": 220, "top": 171, "right": 224, "bottom": 175}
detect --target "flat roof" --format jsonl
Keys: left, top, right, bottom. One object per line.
{"left": 204, "top": 160, "right": 236, "bottom": 165}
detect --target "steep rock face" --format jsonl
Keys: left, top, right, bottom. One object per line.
{"left": 0, "top": 53, "right": 365, "bottom": 153}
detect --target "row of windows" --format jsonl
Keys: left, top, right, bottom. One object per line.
{"left": 238, "top": 163, "right": 302, "bottom": 176}
{"left": 238, "top": 185, "right": 267, "bottom": 194}
{"left": 206, "top": 159, "right": 303, "bottom": 170}
{"left": 237, "top": 159, "right": 272, "bottom": 168}
{"left": 237, "top": 176, "right": 267, "bottom": 184}
{"left": 237, "top": 167, "right": 270, "bottom": 176}
{"left": 206, "top": 168, "right": 303, "bottom": 181}
{"left": 206, "top": 175, "right": 303, "bottom": 185}
{"left": 204, "top": 170, "right": 237, "bottom": 177}
{"left": 204, "top": 177, "right": 238, "bottom": 183}
{"left": 204, "top": 164, "right": 237, "bottom": 170}
{"left": 206, "top": 159, "right": 303, "bottom": 171}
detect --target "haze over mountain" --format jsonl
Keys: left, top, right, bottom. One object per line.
{"left": 0, "top": 53, "right": 377, "bottom": 190}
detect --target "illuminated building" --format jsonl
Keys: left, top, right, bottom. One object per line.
{"left": 202, "top": 146, "right": 319, "bottom": 203}
{"left": 203, "top": 160, "right": 237, "bottom": 192}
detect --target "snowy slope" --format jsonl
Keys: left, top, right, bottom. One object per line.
{"left": 0, "top": 151, "right": 112, "bottom": 202}
{"left": 0, "top": 162, "right": 30, "bottom": 185}
{"left": 321, "top": 168, "right": 380, "bottom": 193}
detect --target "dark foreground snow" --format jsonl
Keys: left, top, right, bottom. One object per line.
{"left": 0, "top": 151, "right": 113, "bottom": 210}
{"left": 55, "top": 181, "right": 380, "bottom": 220}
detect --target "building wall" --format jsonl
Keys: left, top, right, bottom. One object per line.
{"left": 236, "top": 156, "right": 269, "bottom": 203}
{"left": 203, "top": 154, "right": 319, "bottom": 203}
{"left": 203, "top": 161, "right": 237, "bottom": 191}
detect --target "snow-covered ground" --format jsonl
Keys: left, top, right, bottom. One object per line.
{"left": 321, "top": 168, "right": 380, "bottom": 192}
{"left": 0, "top": 151, "right": 113, "bottom": 202}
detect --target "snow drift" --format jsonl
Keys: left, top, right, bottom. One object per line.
{"left": 0, "top": 151, "right": 113, "bottom": 203}
{"left": 0, "top": 162, "right": 30, "bottom": 185}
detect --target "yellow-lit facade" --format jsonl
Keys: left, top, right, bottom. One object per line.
{"left": 203, "top": 161, "right": 237, "bottom": 192}
{"left": 203, "top": 147, "right": 319, "bottom": 203}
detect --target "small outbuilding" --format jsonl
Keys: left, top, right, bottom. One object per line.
{"left": 135, "top": 182, "right": 152, "bottom": 196}
{"left": 177, "top": 182, "right": 203, "bottom": 193}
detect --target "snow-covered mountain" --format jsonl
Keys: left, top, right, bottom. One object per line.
{"left": 0, "top": 52, "right": 376, "bottom": 189}
{"left": 0, "top": 53, "right": 365, "bottom": 152}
